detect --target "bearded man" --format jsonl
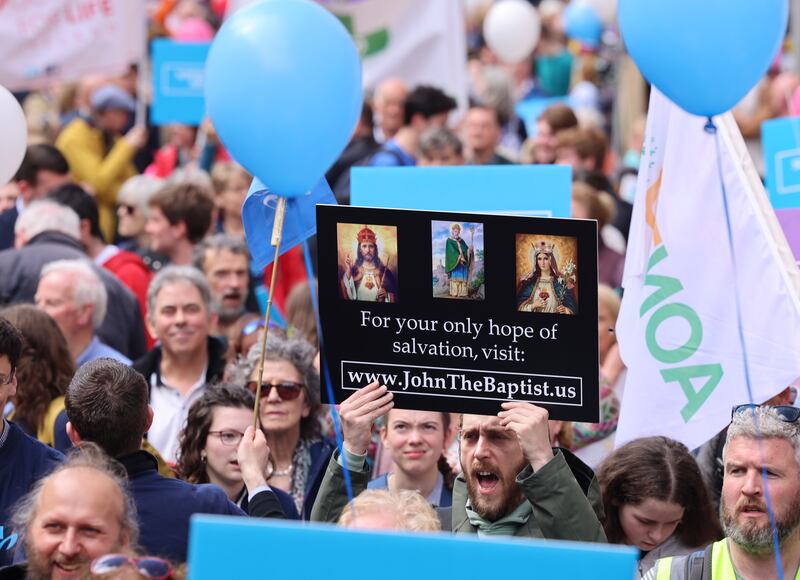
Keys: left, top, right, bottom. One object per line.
{"left": 340, "top": 226, "right": 397, "bottom": 303}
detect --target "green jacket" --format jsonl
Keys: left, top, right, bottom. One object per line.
{"left": 310, "top": 448, "right": 607, "bottom": 543}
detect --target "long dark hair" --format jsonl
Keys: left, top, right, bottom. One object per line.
{"left": 0, "top": 305, "right": 75, "bottom": 435}
{"left": 176, "top": 383, "right": 254, "bottom": 484}
{"left": 597, "top": 436, "right": 722, "bottom": 547}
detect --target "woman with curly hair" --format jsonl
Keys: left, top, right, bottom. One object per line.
{"left": 229, "top": 334, "right": 334, "bottom": 519}
{"left": 175, "top": 382, "right": 299, "bottom": 518}
{"left": 597, "top": 436, "right": 723, "bottom": 579}
{"left": 0, "top": 305, "right": 74, "bottom": 450}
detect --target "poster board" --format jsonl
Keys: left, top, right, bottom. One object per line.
{"left": 317, "top": 205, "right": 600, "bottom": 422}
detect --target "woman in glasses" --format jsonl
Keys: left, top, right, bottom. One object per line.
{"left": 597, "top": 436, "right": 722, "bottom": 579}
{"left": 231, "top": 334, "right": 334, "bottom": 519}
{"left": 176, "top": 382, "right": 299, "bottom": 518}
{"left": 116, "top": 175, "right": 163, "bottom": 255}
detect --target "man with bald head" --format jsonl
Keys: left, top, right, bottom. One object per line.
{"left": 311, "top": 383, "right": 605, "bottom": 541}
{"left": 373, "top": 78, "right": 408, "bottom": 143}
{"left": 4, "top": 444, "right": 137, "bottom": 579}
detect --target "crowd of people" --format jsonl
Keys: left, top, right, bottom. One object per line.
{"left": 0, "top": 0, "right": 799, "bottom": 579}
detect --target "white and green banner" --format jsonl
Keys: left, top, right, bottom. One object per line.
{"left": 229, "top": 0, "right": 468, "bottom": 108}
{"left": 615, "top": 89, "right": 800, "bottom": 450}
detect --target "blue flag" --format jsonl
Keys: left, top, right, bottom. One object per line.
{"left": 242, "top": 177, "right": 336, "bottom": 272}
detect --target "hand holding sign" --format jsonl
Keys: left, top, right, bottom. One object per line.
{"left": 340, "top": 382, "right": 394, "bottom": 456}
{"left": 498, "top": 402, "right": 554, "bottom": 471}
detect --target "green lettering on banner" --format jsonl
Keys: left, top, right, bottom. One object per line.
{"left": 332, "top": 13, "right": 389, "bottom": 58}
{"left": 640, "top": 246, "right": 683, "bottom": 317}
{"left": 661, "top": 364, "right": 724, "bottom": 422}
{"left": 645, "top": 303, "right": 703, "bottom": 364}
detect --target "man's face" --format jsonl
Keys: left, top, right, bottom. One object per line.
{"left": 144, "top": 207, "right": 182, "bottom": 255}
{"left": 203, "top": 249, "right": 249, "bottom": 322}
{"left": 359, "top": 243, "right": 377, "bottom": 264}
{"left": 721, "top": 436, "right": 800, "bottom": 554}
{"left": 374, "top": 81, "right": 407, "bottom": 137}
{"left": 27, "top": 467, "right": 129, "bottom": 580}
{"left": 460, "top": 414, "right": 527, "bottom": 522}
{"left": 35, "top": 272, "right": 91, "bottom": 340}
{"left": 0, "top": 355, "right": 17, "bottom": 415}
{"left": 147, "top": 281, "right": 211, "bottom": 358}
{"left": 420, "top": 145, "right": 463, "bottom": 166}
{"left": 96, "top": 108, "right": 131, "bottom": 135}
{"left": 465, "top": 108, "right": 501, "bottom": 154}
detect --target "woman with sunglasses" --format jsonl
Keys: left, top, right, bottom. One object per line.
{"left": 231, "top": 334, "right": 334, "bottom": 519}
{"left": 175, "top": 382, "right": 299, "bottom": 518}
{"left": 597, "top": 436, "right": 722, "bottom": 579}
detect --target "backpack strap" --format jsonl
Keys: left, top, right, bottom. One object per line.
{"left": 683, "top": 544, "right": 715, "bottom": 580}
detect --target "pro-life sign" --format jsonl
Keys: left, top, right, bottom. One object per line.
{"left": 317, "top": 205, "right": 600, "bottom": 422}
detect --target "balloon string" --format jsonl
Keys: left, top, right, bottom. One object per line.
{"left": 300, "top": 230, "right": 355, "bottom": 506}
{"left": 706, "top": 117, "right": 784, "bottom": 580}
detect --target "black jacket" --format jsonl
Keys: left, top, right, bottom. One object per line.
{"left": 133, "top": 336, "right": 228, "bottom": 394}
{"left": 0, "top": 231, "right": 146, "bottom": 359}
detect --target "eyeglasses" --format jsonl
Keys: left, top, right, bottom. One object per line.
{"left": 242, "top": 318, "right": 265, "bottom": 337}
{"left": 0, "top": 369, "right": 14, "bottom": 386}
{"left": 208, "top": 430, "right": 245, "bottom": 446}
{"left": 245, "top": 380, "right": 304, "bottom": 401}
{"left": 90, "top": 554, "right": 173, "bottom": 579}
{"left": 731, "top": 404, "right": 800, "bottom": 423}
{"left": 118, "top": 203, "right": 137, "bottom": 215}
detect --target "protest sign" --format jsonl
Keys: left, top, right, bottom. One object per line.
{"left": 0, "top": 1, "right": 145, "bottom": 90}
{"left": 188, "top": 516, "right": 638, "bottom": 580}
{"left": 150, "top": 39, "right": 210, "bottom": 126}
{"left": 762, "top": 116, "right": 800, "bottom": 209}
{"left": 317, "top": 205, "right": 599, "bottom": 421}
{"left": 351, "top": 165, "right": 572, "bottom": 218}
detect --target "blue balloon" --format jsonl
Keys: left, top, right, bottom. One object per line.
{"left": 205, "top": 0, "right": 362, "bottom": 198}
{"left": 618, "top": 0, "right": 787, "bottom": 118}
{"left": 564, "top": 1, "right": 603, "bottom": 48}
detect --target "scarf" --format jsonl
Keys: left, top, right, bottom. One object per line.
{"left": 465, "top": 501, "right": 533, "bottom": 537}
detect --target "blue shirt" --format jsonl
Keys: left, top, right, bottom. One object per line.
{"left": 368, "top": 139, "right": 416, "bottom": 167}
{"left": 76, "top": 336, "right": 132, "bottom": 367}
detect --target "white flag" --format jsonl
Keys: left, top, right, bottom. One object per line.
{"left": 0, "top": 1, "right": 146, "bottom": 90}
{"left": 615, "top": 89, "right": 800, "bottom": 451}
{"left": 228, "top": 0, "right": 468, "bottom": 109}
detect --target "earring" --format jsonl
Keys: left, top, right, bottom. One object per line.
{"left": 201, "top": 453, "right": 207, "bottom": 465}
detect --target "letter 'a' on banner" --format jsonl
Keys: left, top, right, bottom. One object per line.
{"left": 615, "top": 89, "right": 800, "bottom": 451}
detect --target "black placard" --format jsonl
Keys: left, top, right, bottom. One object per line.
{"left": 317, "top": 205, "right": 599, "bottom": 422}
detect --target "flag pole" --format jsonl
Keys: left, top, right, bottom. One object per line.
{"left": 252, "top": 196, "right": 288, "bottom": 428}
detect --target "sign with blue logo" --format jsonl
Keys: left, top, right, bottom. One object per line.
{"left": 351, "top": 165, "right": 572, "bottom": 218}
{"left": 188, "top": 516, "right": 637, "bottom": 580}
{"left": 150, "top": 39, "right": 210, "bottom": 126}
{"left": 762, "top": 116, "right": 800, "bottom": 209}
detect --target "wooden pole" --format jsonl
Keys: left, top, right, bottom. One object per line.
{"left": 252, "top": 196, "right": 288, "bottom": 428}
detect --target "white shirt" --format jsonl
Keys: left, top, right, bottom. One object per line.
{"left": 148, "top": 368, "right": 207, "bottom": 463}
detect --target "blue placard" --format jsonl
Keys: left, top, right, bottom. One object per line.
{"left": 762, "top": 116, "right": 800, "bottom": 209}
{"left": 187, "top": 516, "right": 637, "bottom": 580}
{"left": 351, "top": 165, "right": 572, "bottom": 218}
{"left": 150, "top": 39, "right": 210, "bottom": 126}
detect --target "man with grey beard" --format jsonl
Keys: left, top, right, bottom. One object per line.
{"left": 646, "top": 405, "right": 800, "bottom": 579}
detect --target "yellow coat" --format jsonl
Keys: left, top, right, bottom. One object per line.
{"left": 55, "top": 117, "right": 138, "bottom": 240}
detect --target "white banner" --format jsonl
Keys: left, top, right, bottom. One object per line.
{"left": 228, "top": 0, "right": 468, "bottom": 110}
{"left": 0, "top": 0, "right": 146, "bottom": 90}
{"left": 615, "top": 89, "right": 800, "bottom": 451}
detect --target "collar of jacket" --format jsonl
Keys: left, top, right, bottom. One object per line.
{"left": 135, "top": 336, "right": 228, "bottom": 386}
{"left": 117, "top": 449, "right": 159, "bottom": 477}
{"left": 26, "top": 231, "right": 83, "bottom": 251}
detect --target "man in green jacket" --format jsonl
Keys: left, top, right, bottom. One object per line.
{"left": 311, "top": 382, "right": 606, "bottom": 541}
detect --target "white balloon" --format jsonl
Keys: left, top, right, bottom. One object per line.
{"left": 483, "top": 0, "right": 542, "bottom": 64}
{"left": 0, "top": 85, "right": 27, "bottom": 187}
{"left": 586, "top": 0, "right": 617, "bottom": 26}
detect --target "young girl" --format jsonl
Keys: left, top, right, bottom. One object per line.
{"left": 597, "top": 437, "right": 722, "bottom": 578}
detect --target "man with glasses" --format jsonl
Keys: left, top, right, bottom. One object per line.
{"left": 646, "top": 404, "right": 800, "bottom": 579}
{"left": 64, "top": 358, "right": 289, "bottom": 563}
{"left": 0, "top": 317, "right": 62, "bottom": 567}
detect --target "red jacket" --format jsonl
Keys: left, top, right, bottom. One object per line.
{"left": 102, "top": 249, "right": 155, "bottom": 348}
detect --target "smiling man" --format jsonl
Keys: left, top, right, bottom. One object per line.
{"left": 6, "top": 444, "right": 136, "bottom": 580}
{"left": 133, "top": 266, "right": 225, "bottom": 463}
{"left": 311, "top": 382, "right": 606, "bottom": 541}
{"left": 647, "top": 405, "right": 800, "bottom": 579}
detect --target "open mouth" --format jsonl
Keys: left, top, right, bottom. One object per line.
{"left": 740, "top": 504, "right": 766, "bottom": 515}
{"left": 476, "top": 471, "right": 499, "bottom": 493}
{"left": 53, "top": 561, "right": 83, "bottom": 577}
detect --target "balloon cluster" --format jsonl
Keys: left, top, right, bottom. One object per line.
{"left": 205, "top": 0, "right": 363, "bottom": 198}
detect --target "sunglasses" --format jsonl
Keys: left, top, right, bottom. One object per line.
{"left": 245, "top": 380, "right": 304, "bottom": 401}
{"left": 90, "top": 554, "right": 173, "bottom": 579}
{"left": 118, "top": 203, "right": 137, "bottom": 215}
{"left": 731, "top": 404, "right": 800, "bottom": 423}
{"left": 242, "top": 318, "right": 265, "bottom": 337}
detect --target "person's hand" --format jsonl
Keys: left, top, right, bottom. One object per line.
{"left": 556, "top": 305, "right": 572, "bottom": 314}
{"left": 339, "top": 381, "right": 393, "bottom": 455}
{"left": 376, "top": 288, "right": 387, "bottom": 302}
{"left": 124, "top": 125, "right": 148, "bottom": 149}
{"left": 237, "top": 426, "right": 270, "bottom": 491}
{"left": 344, "top": 254, "right": 352, "bottom": 277}
{"left": 498, "top": 402, "right": 554, "bottom": 471}
{"left": 533, "top": 297, "right": 546, "bottom": 309}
